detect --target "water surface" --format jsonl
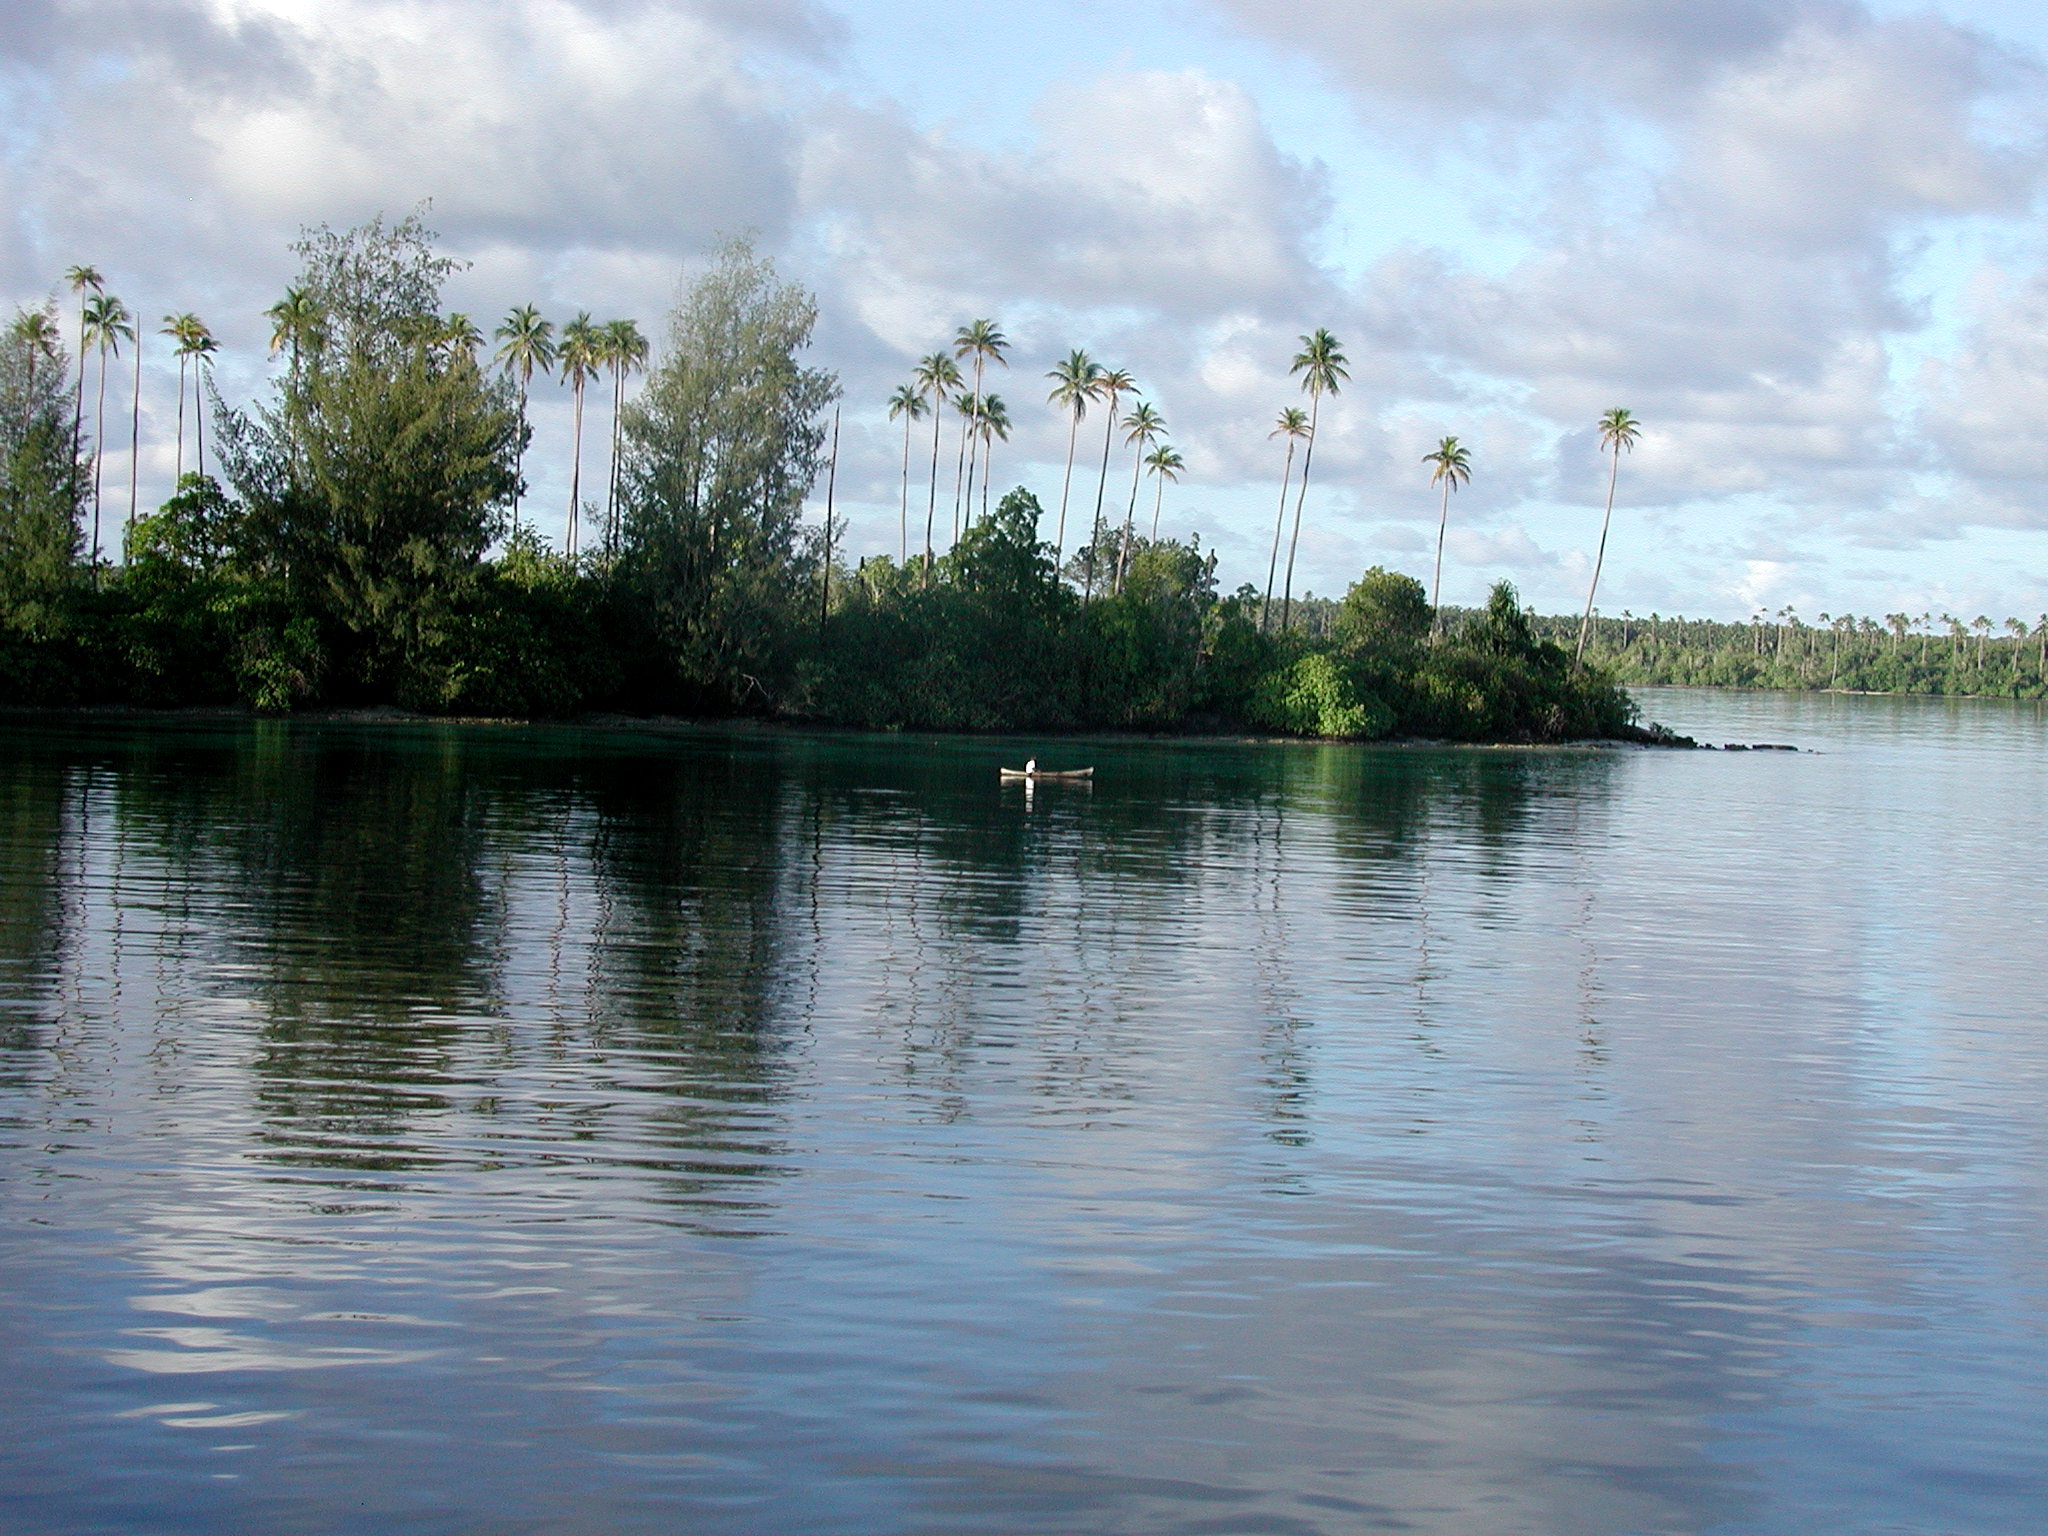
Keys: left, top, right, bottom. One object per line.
{"left": 2, "top": 690, "right": 2045, "bottom": 1534}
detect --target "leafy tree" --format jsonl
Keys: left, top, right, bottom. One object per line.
{"left": 126, "top": 471, "right": 241, "bottom": 575}
{"left": 1336, "top": 566, "right": 1430, "bottom": 652}
{"left": 1250, "top": 652, "right": 1390, "bottom": 739}
{"left": 615, "top": 237, "right": 838, "bottom": 709}
{"left": 0, "top": 317, "right": 85, "bottom": 639}
{"left": 1576, "top": 407, "right": 1640, "bottom": 661}
{"left": 216, "top": 213, "right": 522, "bottom": 703}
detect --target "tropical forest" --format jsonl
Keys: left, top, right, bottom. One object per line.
{"left": 6, "top": 212, "right": 1904, "bottom": 743}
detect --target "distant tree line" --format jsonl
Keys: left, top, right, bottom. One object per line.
{"left": 1539, "top": 608, "right": 2048, "bottom": 698}
{"left": 0, "top": 217, "right": 1637, "bottom": 742}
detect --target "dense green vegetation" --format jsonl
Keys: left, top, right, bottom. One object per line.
{"left": 0, "top": 219, "right": 1641, "bottom": 742}
{"left": 1539, "top": 610, "right": 2048, "bottom": 698}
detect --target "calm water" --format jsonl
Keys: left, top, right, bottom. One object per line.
{"left": 2, "top": 691, "right": 2045, "bottom": 1535}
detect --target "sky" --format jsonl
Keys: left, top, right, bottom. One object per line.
{"left": 8, "top": 0, "right": 2048, "bottom": 621}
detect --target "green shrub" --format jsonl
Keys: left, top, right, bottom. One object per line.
{"left": 1247, "top": 652, "right": 1392, "bottom": 739}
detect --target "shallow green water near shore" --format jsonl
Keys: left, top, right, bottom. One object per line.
{"left": 2, "top": 689, "right": 2045, "bottom": 1534}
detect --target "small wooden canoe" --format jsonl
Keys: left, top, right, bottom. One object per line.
{"left": 1000, "top": 767, "right": 1094, "bottom": 781}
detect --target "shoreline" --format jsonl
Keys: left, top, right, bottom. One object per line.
{"left": 0, "top": 701, "right": 1699, "bottom": 750}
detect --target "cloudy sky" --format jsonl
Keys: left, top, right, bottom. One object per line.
{"left": 9, "top": 0, "right": 2048, "bottom": 620}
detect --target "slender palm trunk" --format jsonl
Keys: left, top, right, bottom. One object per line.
{"left": 1085, "top": 405, "right": 1116, "bottom": 601}
{"left": 72, "top": 307, "right": 87, "bottom": 469}
{"left": 174, "top": 358, "right": 187, "bottom": 480}
{"left": 982, "top": 431, "right": 993, "bottom": 523}
{"left": 568, "top": 381, "right": 585, "bottom": 556}
{"left": 1115, "top": 440, "right": 1144, "bottom": 593}
{"left": 604, "top": 368, "right": 620, "bottom": 555}
{"left": 820, "top": 410, "right": 839, "bottom": 625}
{"left": 924, "top": 407, "right": 942, "bottom": 587}
{"left": 1280, "top": 391, "right": 1322, "bottom": 631}
{"left": 127, "top": 339, "right": 141, "bottom": 533}
{"left": 1150, "top": 472, "right": 1165, "bottom": 541}
{"left": 91, "top": 342, "right": 109, "bottom": 564}
{"left": 512, "top": 382, "right": 529, "bottom": 535}
{"left": 964, "top": 358, "right": 984, "bottom": 528}
{"left": 194, "top": 366, "right": 206, "bottom": 479}
{"left": 951, "top": 408, "right": 969, "bottom": 544}
{"left": 1262, "top": 440, "right": 1296, "bottom": 632}
{"left": 1055, "top": 410, "right": 1080, "bottom": 561}
{"left": 1575, "top": 446, "right": 1622, "bottom": 663}
{"left": 898, "top": 413, "right": 913, "bottom": 566}
{"left": 1430, "top": 478, "right": 1452, "bottom": 632}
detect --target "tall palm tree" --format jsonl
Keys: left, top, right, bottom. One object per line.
{"left": 1281, "top": 329, "right": 1348, "bottom": 631}
{"left": 440, "top": 313, "right": 485, "bottom": 363}
{"left": 886, "top": 383, "right": 926, "bottom": 565}
{"left": 494, "top": 305, "right": 556, "bottom": 535}
{"left": 912, "top": 351, "right": 961, "bottom": 583}
{"left": 1085, "top": 368, "right": 1136, "bottom": 600}
{"left": 185, "top": 321, "right": 218, "bottom": 479}
{"left": 64, "top": 266, "right": 103, "bottom": 466}
{"left": 975, "top": 392, "right": 1011, "bottom": 523}
{"left": 601, "top": 319, "right": 648, "bottom": 555}
{"left": 1115, "top": 401, "right": 1165, "bottom": 592}
{"left": 1262, "top": 406, "right": 1309, "bottom": 631}
{"left": 265, "top": 286, "right": 325, "bottom": 383}
{"left": 128, "top": 313, "right": 143, "bottom": 532}
{"left": 11, "top": 307, "right": 60, "bottom": 391}
{"left": 952, "top": 391, "right": 983, "bottom": 535}
{"left": 1145, "top": 444, "right": 1184, "bottom": 541}
{"left": 1575, "top": 408, "right": 1641, "bottom": 662}
{"left": 81, "top": 295, "right": 133, "bottom": 567}
{"left": 558, "top": 312, "right": 601, "bottom": 556}
{"left": 952, "top": 319, "right": 1008, "bottom": 532}
{"left": 1423, "top": 436, "right": 1472, "bottom": 630}
{"left": 161, "top": 314, "right": 197, "bottom": 478}
{"left": 1045, "top": 348, "right": 1101, "bottom": 561}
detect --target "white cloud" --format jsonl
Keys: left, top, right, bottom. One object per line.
{"left": 7, "top": 0, "right": 2048, "bottom": 612}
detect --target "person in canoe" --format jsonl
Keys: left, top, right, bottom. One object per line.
{"left": 999, "top": 759, "right": 1094, "bottom": 781}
